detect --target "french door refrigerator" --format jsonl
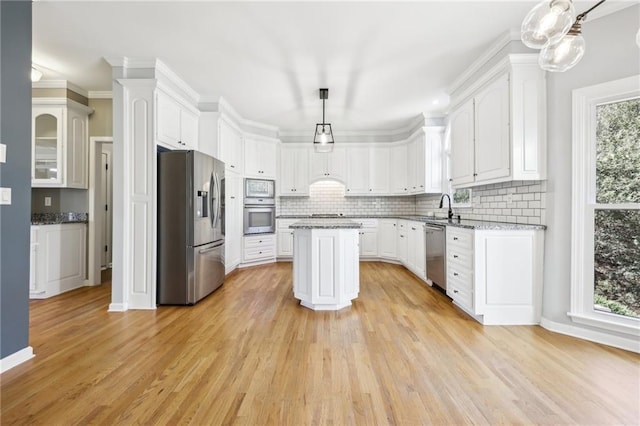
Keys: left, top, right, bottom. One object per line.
{"left": 157, "top": 150, "right": 225, "bottom": 305}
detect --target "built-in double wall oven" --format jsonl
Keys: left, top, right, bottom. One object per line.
{"left": 243, "top": 178, "right": 276, "bottom": 235}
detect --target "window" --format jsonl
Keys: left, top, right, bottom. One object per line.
{"left": 443, "top": 124, "right": 473, "bottom": 208}
{"left": 571, "top": 75, "right": 640, "bottom": 335}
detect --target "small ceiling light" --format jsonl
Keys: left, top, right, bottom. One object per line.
{"left": 522, "top": 0, "right": 607, "bottom": 72}
{"left": 521, "top": 0, "right": 575, "bottom": 49}
{"left": 31, "top": 66, "right": 43, "bottom": 82}
{"left": 313, "top": 88, "right": 334, "bottom": 153}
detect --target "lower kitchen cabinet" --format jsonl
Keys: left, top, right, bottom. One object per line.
{"left": 396, "top": 220, "right": 409, "bottom": 265}
{"left": 377, "top": 219, "right": 397, "bottom": 259}
{"left": 242, "top": 234, "right": 276, "bottom": 264}
{"left": 355, "top": 219, "right": 378, "bottom": 258}
{"left": 30, "top": 223, "right": 87, "bottom": 299}
{"left": 406, "top": 221, "right": 426, "bottom": 280}
{"left": 446, "top": 226, "right": 545, "bottom": 325}
{"left": 276, "top": 219, "right": 296, "bottom": 258}
{"left": 224, "top": 173, "right": 243, "bottom": 273}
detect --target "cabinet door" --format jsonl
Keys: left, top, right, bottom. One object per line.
{"left": 397, "top": 221, "right": 409, "bottom": 265}
{"left": 406, "top": 139, "right": 418, "bottom": 192}
{"left": 474, "top": 73, "right": 510, "bottom": 182}
{"left": 327, "top": 147, "right": 347, "bottom": 182}
{"left": 424, "top": 128, "right": 444, "bottom": 193}
{"left": 450, "top": 99, "right": 475, "bottom": 186}
{"left": 346, "top": 147, "right": 369, "bottom": 195}
{"left": 391, "top": 143, "right": 408, "bottom": 194}
{"left": 224, "top": 173, "right": 243, "bottom": 272}
{"left": 260, "top": 141, "right": 277, "bottom": 179}
{"left": 413, "top": 223, "right": 426, "bottom": 279}
{"left": 180, "top": 108, "right": 199, "bottom": 150}
{"left": 359, "top": 230, "right": 378, "bottom": 257}
{"left": 413, "top": 137, "right": 426, "bottom": 194}
{"left": 67, "top": 109, "right": 88, "bottom": 189}
{"left": 378, "top": 219, "right": 397, "bottom": 259}
{"left": 219, "top": 119, "right": 243, "bottom": 172}
{"left": 309, "top": 151, "right": 328, "bottom": 181}
{"left": 32, "top": 108, "right": 64, "bottom": 186}
{"left": 369, "top": 146, "right": 390, "bottom": 194}
{"left": 156, "top": 91, "right": 182, "bottom": 148}
{"left": 244, "top": 138, "right": 262, "bottom": 177}
{"left": 293, "top": 149, "right": 309, "bottom": 195}
{"left": 279, "top": 147, "right": 308, "bottom": 196}
{"left": 277, "top": 228, "right": 294, "bottom": 257}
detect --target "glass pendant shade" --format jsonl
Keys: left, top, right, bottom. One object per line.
{"left": 521, "top": 0, "right": 575, "bottom": 49}
{"left": 539, "top": 31, "right": 585, "bottom": 72}
{"left": 314, "top": 123, "right": 334, "bottom": 152}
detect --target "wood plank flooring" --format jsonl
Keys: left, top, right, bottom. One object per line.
{"left": 1, "top": 262, "right": 639, "bottom": 425}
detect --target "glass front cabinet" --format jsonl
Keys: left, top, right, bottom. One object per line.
{"left": 32, "top": 100, "right": 93, "bottom": 188}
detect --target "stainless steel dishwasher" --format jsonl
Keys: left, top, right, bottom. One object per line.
{"left": 425, "top": 224, "right": 446, "bottom": 291}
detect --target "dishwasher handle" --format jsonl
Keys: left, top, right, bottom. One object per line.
{"left": 425, "top": 225, "right": 445, "bottom": 231}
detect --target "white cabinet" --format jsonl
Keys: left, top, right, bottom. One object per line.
{"left": 30, "top": 227, "right": 40, "bottom": 295}
{"left": 354, "top": 219, "right": 378, "bottom": 257}
{"left": 156, "top": 89, "right": 199, "bottom": 150}
{"left": 345, "top": 146, "right": 390, "bottom": 195}
{"left": 406, "top": 128, "right": 443, "bottom": 195}
{"left": 406, "top": 221, "right": 426, "bottom": 279}
{"left": 449, "top": 55, "right": 546, "bottom": 188}
{"left": 244, "top": 137, "right": 277, "bottom": 179}
{"left": 219, "top": 118, "right": 243, "bottom": 173}
{"left": 242, "top": 234, "right": 276, "bottom": 263}
{"left": 446, "top": 226, "right": 545, "bottom": 325}
{"left": 30, "top": 223, "right": 86, "bottom": 299}
{"left": 397, "top": 220, "right": 409, "bottom": 265}
{"left": 198, "top": 112, "right": 218, "bottom": 158}
{"left": 391, "top": 143, "right": 409, "bottom": 194}
{"left": 32, "top": 100, "right": 92, "bottom": 188}
{"left": 309, "top": 146, "right": 347, "bottom": 182}
{"left": 223, "top": 173, "right": 243, "bottom": 273}
{"left": 278, "top": 146, "right": 309, "bottom": 196}
{"left": 276, "top": 219, "right": 296, "bottom": 258}
{"left": 378, "top": 219, "right": 397, "bottom": 259}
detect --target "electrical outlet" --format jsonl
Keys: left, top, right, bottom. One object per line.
{"left": 45, "top": 196, "right": 52, "bottom": 207}
{"left": 0, "top": 143, "right": 6, "bottom": 163}
{"left": 0, "top": 187, "right": 11, "bottom": 205}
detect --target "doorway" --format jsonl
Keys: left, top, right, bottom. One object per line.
{"left": 88, "top": 137, "right": 114, "bottom": 286}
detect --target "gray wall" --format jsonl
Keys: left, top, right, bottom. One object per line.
{"left": 542, "top": 6, "right": 640, "bottom": 331}
{"left": 0, "top": 1, "right": 32, "bottom": 359}
{"left": 31, "top": 188, "right": 88, "bottom": 213}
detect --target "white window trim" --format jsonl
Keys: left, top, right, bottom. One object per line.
{"left": 570, "top": 75, "right": 640, "bottom": 336}
{"left": 443, "top": 123, "right": 473, "bottom": 209}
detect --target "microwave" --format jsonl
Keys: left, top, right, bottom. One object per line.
{"left": 245, "top": 178, "right": 275, "bottom": 200}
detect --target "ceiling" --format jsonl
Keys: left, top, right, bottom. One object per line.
{"left": 31, "top": 0, "right": 625, "bottom": 133}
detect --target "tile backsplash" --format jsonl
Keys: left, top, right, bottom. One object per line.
{"left": 279, "top": 179, "right": 546, "bottom": 225}
{"left": 416, "top": 180, "right": 547, "bottom": 225}
{"left": 278, "top": 180, "right": 416, "bottom": 216}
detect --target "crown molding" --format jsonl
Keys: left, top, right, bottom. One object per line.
{"left": 88, "top": 91, "right": 113, "bottom": 99}
{"left": 448, "top": 28, "right": 522, "bottom": 96}
{"left": 32, "top": 80, "right": 89, "bottom": 98}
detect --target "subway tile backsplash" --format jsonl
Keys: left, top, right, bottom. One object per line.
{"left": 279, "top": 180, "right": 546, "bottom": 225}
{"left": 415, "top": 180, "right": 547, "bottom": 225}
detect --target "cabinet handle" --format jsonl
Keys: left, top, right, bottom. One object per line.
{"left": 453, "top": 254, "right": 458, "bottom": 258}
{"left": 454, "top": 272, "right": 459, "bottom": 276}
{"left": 454, "top": 289, "right": 459, "bottom": 294}
{"left": 453, "top": 237, "right": 458, "bottom": 240}
{"left": 347, "top": 189, "right": 350, "bottom": 192}
{"left": 473, "top": 173, "right": 478, "bottom": 177}
{"left": 411, "top": 227, "right": 416, "bottom": 230}
{"left": 230, "top": 165, "right": 235, "bottom": 168}
{"left": 259, "top": 240, "right": 262, "bottom": 243}
{"left": 259, "top": 251, "right": 262, "bottom": 254}
{"left": 449, "top": 178, "right": 453, "bottom": 182}
{"left": 393, "top": 224, "right": 396, "bottom": 226}
{"left": 369, "top": 189, "right": 372, "bottom": 191}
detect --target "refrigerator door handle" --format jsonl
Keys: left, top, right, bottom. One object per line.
{"left": 209, "top": 172, "right": 216, "bottom": 229}
{"left": 214, "top": 172, "right": 221, "bottom": 228}
{"left": 199, "top": 241, "right": 224, "bottom": 254}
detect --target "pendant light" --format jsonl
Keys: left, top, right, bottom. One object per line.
{"left": 313, "top": 88, "right": 334, "bottom": 153}
{"left": 521, "top": 0, "right": 575, "bottom": 49}
{"left": 522, "top": 0, "right": 608, "bottom": 72}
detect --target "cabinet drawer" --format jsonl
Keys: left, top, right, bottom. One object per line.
{"left": 447, "top": 228, "right": 473, "bottom": 250}
{"left": 448, "top": 246, "right": 473, "bottom": 270}
{"left": 243, "top": 234, "right": 276, "bottom": 250}
{"left": 354, "top": 218, "right": 378, "bottom": 228}
{"left": 448, "top": 282, "right": 473, "bottom": 311}
{"left": 243, "top": 246, "right": 276, "bottom": 261}
{"left": 447, "top": 266, "right": 473, "bottom": 292}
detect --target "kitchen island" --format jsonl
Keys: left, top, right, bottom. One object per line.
{"left": 290, "top": 218, "right": 361, "bottom": 311}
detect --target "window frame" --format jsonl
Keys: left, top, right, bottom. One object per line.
{"left": 570, "top": 75, "right": 640, "bottom": 335}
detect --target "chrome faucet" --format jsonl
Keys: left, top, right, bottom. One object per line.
{"left": 439, "top": 194, "right": 453, "bottom": 219}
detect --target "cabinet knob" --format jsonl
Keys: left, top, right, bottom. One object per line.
{"left": 473, "top": 173, "right": 478, "bottom": 177}
{"left": 454, "top": 289, "right": 459, "bottom": 294}
{"left": 453, "top": 254, "right": 458, "bottom": 258}
{"left": 369, "top": 189, "right": 372, "bottom": 191}
{"left": 449, "top": 178, "right": 453, "bottom": 182}
{"left": 230, "top": 165, "right": 235, "bottom": 168}
{"left": 453, "top": 237, "right": 458, "bottom": 240}
{"left": 453, "top": 272, "right": 459, "bottom": 276}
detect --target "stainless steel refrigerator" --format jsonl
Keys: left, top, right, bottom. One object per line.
{"left": 157, "top": 150, "right": 225, "bottom": 305}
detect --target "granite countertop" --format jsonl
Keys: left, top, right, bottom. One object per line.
{"left": 31, "top": 212, "right": 88, "bottom": 225}
{"left": 278, "top": 215, "right": 546, "bottom": 231}
{"left": 289, "top": 218, "right": 362, "bottom": 229}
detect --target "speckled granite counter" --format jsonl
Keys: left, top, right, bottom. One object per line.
{"left": 278, "top": 215, "right": 545, "bottom": 231}
{"left": 31, "top": 212, "right": 88, "bottom": 225}
{"left": 289, "top": 218, "right": 362, "bottom": 229}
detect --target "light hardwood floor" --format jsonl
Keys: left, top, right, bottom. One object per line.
{"left": 1, "top": 262, "right": 639, "bottom": 425}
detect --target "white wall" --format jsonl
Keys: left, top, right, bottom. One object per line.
{"left": 542, "top": 6, "right": 640, "bottom": 334}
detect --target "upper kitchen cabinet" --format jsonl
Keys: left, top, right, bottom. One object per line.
{"left": 449, "top": 54, "right": 547, "bottom": 188}
{"left": 32, "top": 99, "right": 93, "bottom": 188}
{"left": 309, "top": 146, "right": 347, "bottom": 183}
{"left": 244, "top": 136, "right": 277, "bottom": 179}
{"left": 406, "top": 127, "right": 444, "bottom": 195}
{"left": 345, "top": 146, "right": 389, "bottom": 195}
{"left": 390, "top": 142, "right": 409, "bottom": 194}
{"left": 156, "top": 88, "right": 199, "bottom": 150}
{"left": 278, "top": 145, "right": 309, "bottom": 196}
{"left": 218, "top": 118, "right": 243, "bottom": 173}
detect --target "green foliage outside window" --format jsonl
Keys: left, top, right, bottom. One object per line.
{"left": 594, "top": 99, "right": 640, "bottom": 318}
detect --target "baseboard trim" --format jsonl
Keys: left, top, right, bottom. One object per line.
{"left": 108, "top": 302, "right": 128, "bottom": 312}
{"left": 1, "top": 346, "right": 35, "bottom": 374}
{"left": 540, "top": 317, "right": 640, "bottom": 353}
